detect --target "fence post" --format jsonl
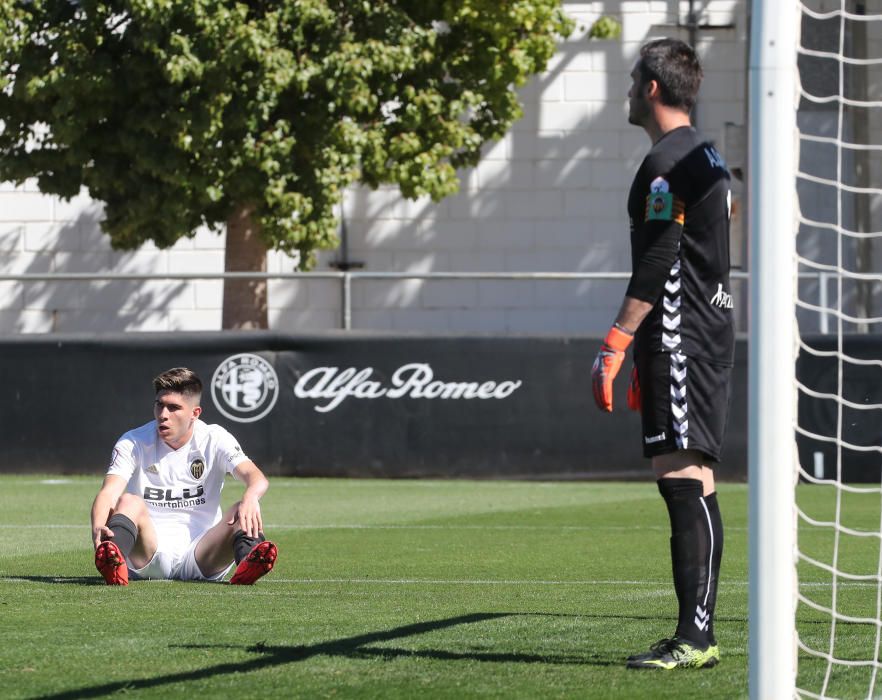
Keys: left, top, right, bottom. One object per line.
{"left": 342, "top": 272, "right": 352, "bottom": 330}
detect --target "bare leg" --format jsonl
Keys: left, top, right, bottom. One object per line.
{"left": 194, "top": 503, "right": 239, "bottom": 577}
{"left": 652, "top": 449, "right": 716, "bottom": 496}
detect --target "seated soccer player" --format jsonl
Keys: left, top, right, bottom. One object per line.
{"left": 90, "top": 367, "right": 278, "bottom": 586}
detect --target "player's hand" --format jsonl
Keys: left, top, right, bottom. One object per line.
{"left": 92, "top": 525, "right": 113, "bottom": 550}
{"left": 228, "top": 498, "right": 263, "bottom": 538}
{"left": 627, "top": 364, "right": 642, "bottom": 413}
{"left": 591, "top": 324, "right": 634, "bottom": 412}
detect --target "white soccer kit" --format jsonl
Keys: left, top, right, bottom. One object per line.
{"left": 107, "top": 419, "right": 250, "bottom": 577}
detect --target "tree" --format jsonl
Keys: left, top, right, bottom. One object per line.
{"left": 0, "top": 0, "right": 573, "bottom": 328}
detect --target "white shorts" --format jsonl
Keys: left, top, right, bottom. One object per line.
{"left": 128, "top": 531, "right": 233, "bottom": 582}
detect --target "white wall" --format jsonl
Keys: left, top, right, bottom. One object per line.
{"left": 0, "top": 0, "right": 749, "bottom": 334}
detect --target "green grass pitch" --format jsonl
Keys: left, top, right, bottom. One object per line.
{"left": 0, "top": 475, "right": 875, "bottom": 698}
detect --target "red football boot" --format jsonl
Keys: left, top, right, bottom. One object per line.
{"left": 230, "top": 541, "right": 277, "bottom": 585}
{"left": 95, "top": 540, "right": 129, "bottom": 586}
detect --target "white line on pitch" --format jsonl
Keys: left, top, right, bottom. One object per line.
{"left": 0, "top": 576, "right": 872, "bottom": 590}
{"left": 243, "top": 579, "right": 881, "bottom": 589}
{"left": 0, "top": 523, "right": 744, "bottom": 532}
{"left": 225, "top": 579, "right": 882, "bottom": 589}
{"left": 269, "top": 524, "right": 670, "bottom": 531}
{"left": 0, "top": 524, "right": 646, "bottom": 530}
{"left": 268, "top": 524, "right": 753, "bottom": 531}
{"left": 263, "top": 578, "right": 699, "bottom": 586}
{"left": 0, "top": 524, "right": 94, "bottom": 529}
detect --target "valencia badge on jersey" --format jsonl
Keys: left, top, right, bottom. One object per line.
{"left": 645, "top": 178, "right": 685, "bottom": 224}
{"left": 190, "top": 458, "right": 206, "bottom": 480}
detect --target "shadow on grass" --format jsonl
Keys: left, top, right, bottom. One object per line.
{"left": 1, "top": 576, "right": 105, "bottom": 586}
{"left": 36, "top": 613, "right": 623, "bottom": 698}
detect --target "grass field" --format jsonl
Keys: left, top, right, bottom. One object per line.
{"left": 0, "top": 475, "right": 876, "bottom": 699}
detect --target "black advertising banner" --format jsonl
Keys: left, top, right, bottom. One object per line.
{"left": 1, "top": 332, "right": 749, "bottom": 479}
{"left": 796, "top": 335, "right": 882, "bottom": 483}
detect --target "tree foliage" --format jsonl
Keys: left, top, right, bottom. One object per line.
{"left": 0, "top": 0, "right": 573, "bottom": 266}
{"left": 587, "top": 15, "right": 621, "bottom": 40}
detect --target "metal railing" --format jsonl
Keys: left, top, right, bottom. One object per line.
{"left": 0, "top": 269, "right": 840, "bottom": 332}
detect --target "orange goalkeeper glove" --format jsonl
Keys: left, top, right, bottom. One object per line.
{"left": 626, "top": 364, "right": 641, "bottom": 413}
{"left": 591, "top": 324, "right": 634, "bottom": 412}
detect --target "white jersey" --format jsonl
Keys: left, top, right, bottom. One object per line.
{"left": 107, "top": 419, "right": 249, "bottom": 556}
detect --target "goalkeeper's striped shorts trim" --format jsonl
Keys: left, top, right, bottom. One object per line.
{"left": 634, "top": 350, "right": 732, "bottom": 462}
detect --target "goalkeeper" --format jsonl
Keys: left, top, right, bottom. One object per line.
{"left": 591, "top": 38, "right": 733, "bottom": 670}
{"left": 90, "top": 367, "right": 278, "bottom": 586}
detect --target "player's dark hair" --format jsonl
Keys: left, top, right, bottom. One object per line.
{"left": 153, "top": 367, "right": 202, "bottom": 401}
{"left": 637, "top": 38, "right": 703, "bottom": 112}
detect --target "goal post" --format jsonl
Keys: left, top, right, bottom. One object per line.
{"left": 748, "top": 1, "right": 800, "bottom": 698}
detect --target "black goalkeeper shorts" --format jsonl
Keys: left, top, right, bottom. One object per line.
{"left": 634, "top": 350, "right": 733, "bottom": 462}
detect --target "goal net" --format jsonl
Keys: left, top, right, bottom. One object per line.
{"left": 791, "top": 1, "right": 882, "bottom": 698}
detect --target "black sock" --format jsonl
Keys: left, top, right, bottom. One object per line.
{"left": 104, "top": 513, "right": 137, "bottom": 560}
{"left": 233, "top": 530, "right": 266, "bottom": 564}
{"left": 703, "top": 492, "right": 724, "bottom": 645}
{"left": 657, "top": 478, "right": 720, "bottom": 649}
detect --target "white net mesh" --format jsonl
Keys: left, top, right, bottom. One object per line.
{"left": 795, "top": 1, "right": 882, "bottom": 697}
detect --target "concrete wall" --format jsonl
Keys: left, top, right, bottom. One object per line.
{"left": 0, "top": 1, "right": 749, "bottom": 334}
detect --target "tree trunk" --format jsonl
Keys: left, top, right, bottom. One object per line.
{"left": 222, "top": 204, "right": 268, "bottom": 330}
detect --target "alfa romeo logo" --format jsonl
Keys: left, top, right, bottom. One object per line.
{"left": 211, "top": 353, "right": 279, "bottom": 423}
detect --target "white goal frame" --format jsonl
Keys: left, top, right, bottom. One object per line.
{"left": 748, "top": 1, "right": 800, "bottom": 698}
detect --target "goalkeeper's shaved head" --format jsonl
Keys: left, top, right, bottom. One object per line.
{"left": 637, "top": 38, "right": 703, "bottom": 113}
{"left": 153, "top": 367, "right": 202, "bottom": 402}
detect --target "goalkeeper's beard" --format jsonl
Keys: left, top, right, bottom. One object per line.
{"left": 628, "top": 98, "right": 650, "bottom": 127}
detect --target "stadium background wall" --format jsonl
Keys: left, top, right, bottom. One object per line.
{"left": 5, "top": 332, "right": 752, "bottom": 480}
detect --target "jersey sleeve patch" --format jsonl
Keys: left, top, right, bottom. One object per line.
{"left": 645, "top": 191, "right": 685, "bottom": 224}
{"left": 107, "top": 438, "right": 137, "bottom": 479}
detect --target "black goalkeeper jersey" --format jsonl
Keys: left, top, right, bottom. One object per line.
{"left": 626, "top": 126, "right": 734, "bottom": 366}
